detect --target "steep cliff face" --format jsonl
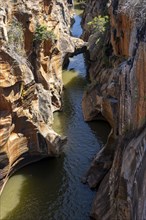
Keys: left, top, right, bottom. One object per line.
{"left": 0, "top": 0, "right": 85, "bottom": 193}
{"left": 91, "top": 126, "right": 146, "bottom": 220}
{"left": 82, "top": 0, "right": 146, "bottom": 219}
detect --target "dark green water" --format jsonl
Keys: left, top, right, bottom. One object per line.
{"left": 0, "top": 14, "right": 110, "bottom": 220}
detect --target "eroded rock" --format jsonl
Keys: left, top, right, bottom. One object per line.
{"left": 82, "top": 0, "right": 146, "bottom": 219}
{"left": 0, "top": 0, "right": 85, "bottom": 194}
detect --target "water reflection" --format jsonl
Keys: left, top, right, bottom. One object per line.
{"left": 71, "top": 15, "right": 82, "bottom": 37}
{"left": 0, "top": 157, "right": 66, "bottom": 220}
{"left": 51, "top": 53, "right": 110, "bottom": 219}
{"left": 0, "top": 175, "right": 26, "bottom": 219}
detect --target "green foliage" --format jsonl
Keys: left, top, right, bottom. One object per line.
{"left": 88, "top": 15, "right": 109, "bottom": 34}
{"left": 8, "top": 18, "right": 25, "bottom": 56}
{"left": 34, "top": 24, "right": 56, "bottom": 43}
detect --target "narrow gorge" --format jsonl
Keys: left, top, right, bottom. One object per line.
{"left": 0, "top": 0, "right": 146, "bottom": 220}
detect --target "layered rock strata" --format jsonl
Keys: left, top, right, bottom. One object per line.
{"left": 0, "top": 0, "right": 85, "bottom": 193}
{"left": 82, "top": 0, "right": 146, "bottom": 219}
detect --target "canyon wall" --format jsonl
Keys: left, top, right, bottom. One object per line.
{"left": 82, "top": 0, "right": 146, "bottom": 219}
{"left": 0, "top": 0, "right": 85, "bottom": 193}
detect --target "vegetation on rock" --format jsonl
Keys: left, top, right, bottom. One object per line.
{"left": 34, "top": 24, "right": 56, "bottom": 43}
{"left": 88, "top": 15, "right": 109, "bottom": 34}
{"left": 87, "top": 15, "right": 109, "bottom": 45}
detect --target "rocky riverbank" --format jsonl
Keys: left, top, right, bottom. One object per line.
{"left": 0, "top": 0, "right": 86, "bottom": 194}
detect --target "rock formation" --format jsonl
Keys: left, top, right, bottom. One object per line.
{"left": 82, "top": 0, "right": 146, "bottom": 219}
{"left": 0, "top": 0, "right": 86, "bottom": 194}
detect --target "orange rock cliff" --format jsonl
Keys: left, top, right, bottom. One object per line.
{"left": 82, "top": 0, "right": 146, "bottom": 219}
{"left": 0, "top": 0, "right": 145, "bottom": 219}
{"left": 0, "top": 0, "right": 85, "bottom": 193}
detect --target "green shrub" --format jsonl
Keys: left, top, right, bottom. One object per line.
{"left": 88, "top": 15, "right": 109, "bottom": 34}
{"left": 34, "top": 24, "right": 56, "bottom": 43}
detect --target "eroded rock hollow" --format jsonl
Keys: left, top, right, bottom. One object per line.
{"left": 0, "top": 0, "right": 85, "bottom": 193}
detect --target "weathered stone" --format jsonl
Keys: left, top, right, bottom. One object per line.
{"left": 0, "top": 0, "right": 83, "bottom": 194}
{"left": 82, "top": 0, "right": 146, "bottom": 219}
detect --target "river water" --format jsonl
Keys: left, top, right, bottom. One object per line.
{"left": 0, "top": 11, "right": 110, "bottom": 220}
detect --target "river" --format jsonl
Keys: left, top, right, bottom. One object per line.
{"left": 0, "top": 7, "right": 110, "bottom": 220}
